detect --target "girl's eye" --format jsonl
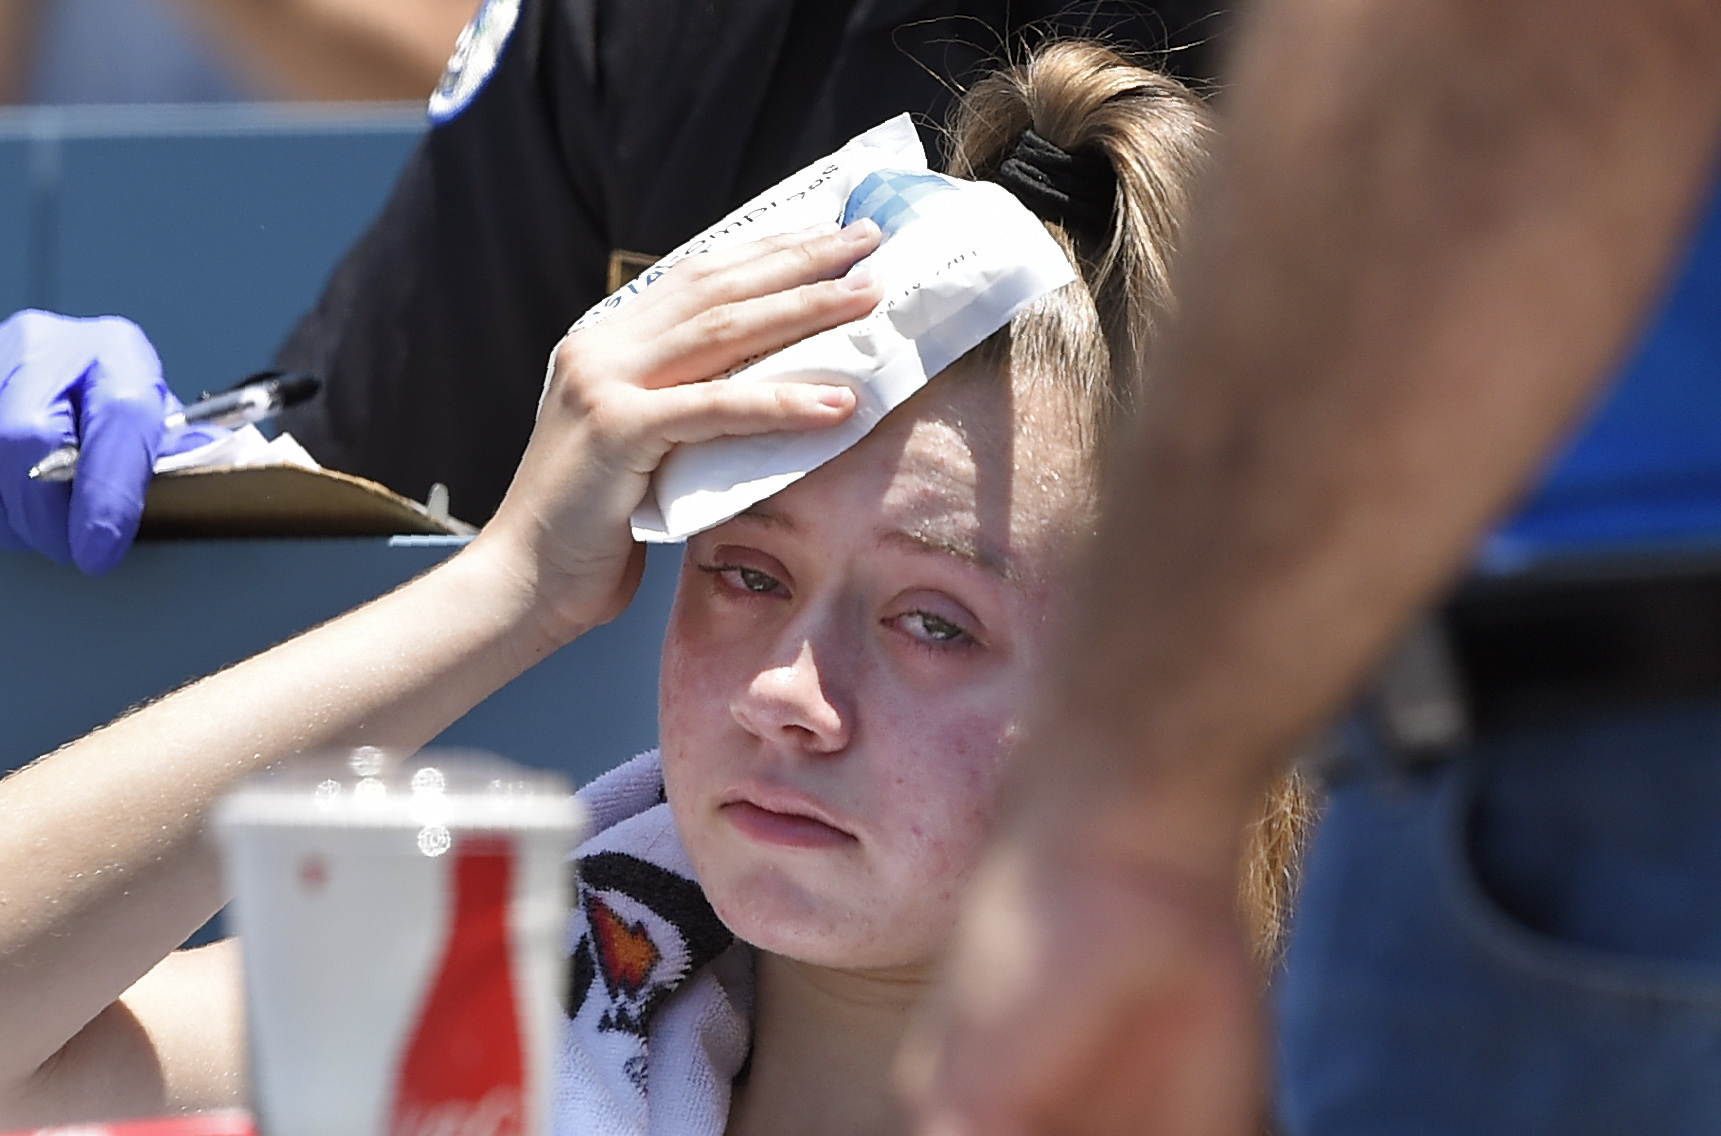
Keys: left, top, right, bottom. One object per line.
{"left": 734, "top": 567, "right": 783, "bottom": 594}
{"left": 899, "top": 610, "right": 973, "bottom": 646}
{"left": 698, "top": 562, "right": 788, "bottom": 597}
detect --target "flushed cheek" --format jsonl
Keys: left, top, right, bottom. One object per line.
{"left": 658, "top": 616, "right": 747, "bottom": 786}
{"left": 870, "top": 708, "right": 1017, "bottom": 925}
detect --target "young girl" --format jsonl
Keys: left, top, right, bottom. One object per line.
{"left": 0, "top": 43, "right": 1302, "bottom": 1136}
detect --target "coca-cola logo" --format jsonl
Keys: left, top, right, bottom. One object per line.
{"left": 390, "top": 1085, "right": 522, "bottom": 1136}
{"left": 389, "top": 840, "right": 528, "bottom": 1136}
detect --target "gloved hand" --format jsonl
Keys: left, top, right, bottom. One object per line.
{"left": 0, "top": 311, "right": 221, "bottom": 574}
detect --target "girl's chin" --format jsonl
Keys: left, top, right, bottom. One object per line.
{"left": 709, "top": 878, "right": 888, "bottom": 964}
{"left": 720, "top": 903, "right": 948, "bottom": 973}
{"left": 689, "top": 836, "right": 940, "bottom": 966}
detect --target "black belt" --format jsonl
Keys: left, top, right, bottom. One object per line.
{"left": 1365, "top": 552, "right": 1721, "bottom": 757}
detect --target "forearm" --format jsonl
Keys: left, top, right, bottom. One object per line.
{"left": 168, "top": 0, "right": 476, "bottom": 100}
{"left": 1035, "top": 0, "right": 1721, "bottom": 858}
{"left": 0, "top": 0, "right": 36, "bottom": 104}
{"left": 0, "top": 536, "right": 559, "bottom": 1087}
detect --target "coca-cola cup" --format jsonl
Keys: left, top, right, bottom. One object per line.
{"left": 214, "top": 749, "right": 587, "bottom": 1136}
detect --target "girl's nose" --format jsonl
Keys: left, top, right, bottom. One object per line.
{"left": 730, "top": 638, "right": 852, "bottom": 754}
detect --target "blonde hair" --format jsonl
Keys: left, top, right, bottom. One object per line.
{"left": 945, "top": 41, "right": 1315, "bottom": 964}
{"left": 945, "top": 40, "right": 1209, "bottom": 469}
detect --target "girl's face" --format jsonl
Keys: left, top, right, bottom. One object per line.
{"left": 658, "top": 366, "right": 1093, "bottom": 971}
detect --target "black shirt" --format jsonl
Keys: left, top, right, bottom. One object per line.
{"left": 276, "top": 0, "right": 1233, "bottom": 521}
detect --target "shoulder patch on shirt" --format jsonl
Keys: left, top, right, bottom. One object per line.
{"left": 428, "top": 0, "right": 521, "bottom": 124}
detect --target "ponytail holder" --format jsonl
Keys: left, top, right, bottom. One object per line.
{"left": 990, "top": 129, "right": 1116, "bottom": 237}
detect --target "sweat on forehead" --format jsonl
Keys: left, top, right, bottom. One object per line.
{"left": 895, "top": 355, "right": 1098, "bottom": 515}
{"left": 733, "top": 360, "right": 1096, "bottom": 580}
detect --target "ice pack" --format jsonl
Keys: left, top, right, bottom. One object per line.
{"left": 554, "top": 113, "right": 1077, "bottom": 542}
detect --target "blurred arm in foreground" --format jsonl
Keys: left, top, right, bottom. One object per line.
{"left": 170, "top": 0, "right": 480, "bottom": 100}
{"left": 0, "top": 0, "right": 479, "bottom": 105}
{"left": 902, "top": 1, "right": 1721, "bottom": 1132}
{"left": 0, "top": 0, "right": 33, "bottom": 103}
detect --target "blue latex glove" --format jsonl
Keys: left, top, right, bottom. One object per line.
{"left": 0, "top": 311, "right": 222, "bottom": 574}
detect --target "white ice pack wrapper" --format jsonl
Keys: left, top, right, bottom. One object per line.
{"left": 553, "top": 113, "right": 1078, "bottom": 543}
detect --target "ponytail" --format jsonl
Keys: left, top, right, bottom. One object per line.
{"left": 946, "top": 42, "right": 1210, "bottom": 440}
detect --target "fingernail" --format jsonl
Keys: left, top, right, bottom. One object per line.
{"left": 841, "top": 264, "right": 873, "bottom": 290}
{"left": 812, "top": 385, "right": 853, "bottom": 409}
{"left": 841, "top": 218, "right": 880, "bottom": 242}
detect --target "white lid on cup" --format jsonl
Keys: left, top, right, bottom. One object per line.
{"left": 214, "top": 747, "right": 586, "bottom": 833}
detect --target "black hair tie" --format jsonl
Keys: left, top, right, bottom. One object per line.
{"left": 990, "top": 129, "right": 1116, "bottom": 237}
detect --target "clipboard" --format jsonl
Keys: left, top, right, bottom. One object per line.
{"left": 139, "top": 465, "right": 477, "bottom": 539}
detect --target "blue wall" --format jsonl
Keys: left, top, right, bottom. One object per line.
{"left": 0, "top": 131, "right": 29, "bottom": 316}
{"left": 0, "top": 537, "right": 678, "bottom": 785}
{"left": 0, "top": 102, "right": 425, "bottom": 399}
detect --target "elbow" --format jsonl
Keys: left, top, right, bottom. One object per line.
{"left": 0, "top": 1003, "right": 172, "bottom": 1128}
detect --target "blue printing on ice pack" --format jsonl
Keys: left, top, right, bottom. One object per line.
{"left": 842, "top": 171, "right": 955, "bottom": 237}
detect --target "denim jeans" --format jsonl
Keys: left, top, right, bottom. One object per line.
{"left": 1277, "top": 704, "right": 1721, "bottom": 1134}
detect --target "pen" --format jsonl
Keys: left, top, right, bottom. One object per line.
{"left": 27, "top": 371, "right": 322, "bottom": 483}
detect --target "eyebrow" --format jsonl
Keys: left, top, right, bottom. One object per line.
{"left": 878, "top": 526, "right": 1012, "bottom": 579}
{"left": 735, "top": 505, "right": 1011, "bottom": 579}
{"left": 735, "top": 505, "right": 798, "bottom": 531}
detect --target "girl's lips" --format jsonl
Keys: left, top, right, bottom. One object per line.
{"left": 721, "top": 800, "right": 856, "bottom": 849}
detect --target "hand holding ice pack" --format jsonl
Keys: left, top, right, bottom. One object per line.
{"left": 557, "top": 114, "right": 1078, "bottom": 542}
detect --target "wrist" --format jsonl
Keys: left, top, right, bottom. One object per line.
{"left": 447, "top": 532, "right": 597, "bottom": 661}
{"left": 1002, "top": 711, "right": 1316, "bottom": 966}
{"left": 1006, "top": 725, "right": 1268, "bottom": 892}
{"left": 1020, "top": 787, "right": 1246, "bottom": 899}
